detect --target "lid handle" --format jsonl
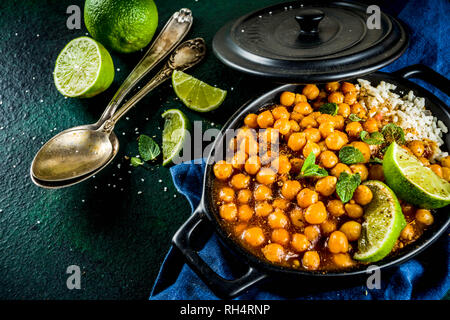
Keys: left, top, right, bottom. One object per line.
{"left": 295, "top": 9, "right": 324, "bottom": 35}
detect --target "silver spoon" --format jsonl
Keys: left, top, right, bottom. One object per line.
{"left": 31, "top": 38, "right": 206, "bottom": 189}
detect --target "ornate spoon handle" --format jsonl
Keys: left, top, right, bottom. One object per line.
{"left": 98, "top": 8, "right": 193, "bottom": 125}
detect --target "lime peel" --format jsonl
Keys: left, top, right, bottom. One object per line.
{"left": 162, "top": 109, "right": 190, "bottom": 166}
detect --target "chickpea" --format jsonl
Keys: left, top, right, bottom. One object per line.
{"left": 430, "top": 164, "right": 443, "bottom": 178}
{"left": 304, "top": 128, "right": 321, "bottom": 143}
{"left": 346, "top": 121, "right": 363, "bottom": 138}
{"left": 315, "top": 176, "right": 337, "bottom": 196}
{"left": 321, "top": 219, "right": 337, "bottom": 235}
{"left": 259, "top": 128, "right": 279, "bottom": 147}
{"left": 341, "top": 82, "right": 356, "bottom": 94}
{"left": 256, "top": 167, "right": 277, "bottom": 185}
{"left": 328, "top": 231, "right": 349, "bottom": 253}
{"left": 332, "top": 253, "right": 354, "bottom": 268}
{"left": 274, "top": 118, "right": 291, "bottom": 135}
{"left": 230, "top": 173, "right": 250, "bottom": 189}
{"left": 338, "top": 103, "right": 351, "bottom": 118}
{"left": 255, "top": 201, "right": 273, "bottom": 217}
{"left": 303, "top": 141, "right": 321, "bottom": 158}
{"left": 295, "top": 93, "right": 307, "bottom": 103}
{"left": 340, "top": 221, "right": 362, "bottom": 241}
{"left": 319, "top": 150, "right": 339, "bottom": 169}
{"left": 288, "top": 120, "right": 299, "bottom": 133}
{"left": 351, "top": 102, "right": 366, "bottom": 118}
{"left": 273, "top": 199, "right": 289, "bottom": 210}
{"left": 302, "top": 84, "right": 320, "bottom": 100}
{"left": 243, "top": 227, "right": 265, "bottom": 246}
{"left": 319, "top": 121, "right": 335, "bottom": 138}
{"left": 244, "top": 156, "right": 261, "bottom": 175}
{"left": 272, "top": 106, "right": 290, "bottom": 120}
{"left": 239, "top": 136, "right": 259, "bottom": 156}
{"left": 294, "top": 102, "right": 313, "bottom": 115}
{"left": 330, "top": 163, "right": 352, "bottom": 177}
{"left": 281, "top": 180, "right": 302, "bottom": 200}
{"left": 238, "top": 204, "right": 254, "bottom": 222}
{"left": 300, "top": 115, "right": 318, "bottom": 128}
{"left": 325, "top": 82, "right": 340, "bottom": 92}
{"left": 304, "top": 201, "right": 327, "bottom": 224}
{"left": 272, "top": 228, "right": 290, "bottom": 245}
{"left": 290, "top": 111, "right": 304, "bottom": 122}
{"left": 271, "top": 154, "right": 291, "bottom": 174}
{"left": 287, "top": 132, "right": 307, "bottom": 151}
{"left": 234, "top": 223, "right": 247, "bottom": 236}
{"left": 213, "top": 160, "right": 233, "bottom": 180}
{"left": 327, "top": 199, "right": 345, "bottom": 217}
{"left": 244, "top": 113, "right": 258, "bottom": 128}
{"left": 344, "top": 203, "right": 364, "bottom": 218}
{"left": 401, "top": 203, "right": 414, "bottom": 216}
{"left": 443, "top": 167, "right": 450, "bottom": 182}
{"left": 292, "top": 233, "right": 310, "bottom": 252}
{"left": 237, "top": 189, "right": 252, "bottom": 204}
{"left": 400, "top": 224, "right": 415, "bottom": 241}
{"left": 316, "top": 113, "right": 335, "bottom": 125}
{"left": 350, "top": 164, "right": 369, "bottom": 181}
{"left": 254, "top": 185, "right": 272, "bottom": 201}
{"left": 406, "top": 140, "right": 425, "bottom": 158}
{"left": 363, "top": 118, "right": 379, "bottom": 133}
{"left": 440, "top": 156, "right": 450, "bottom": 168}
{"left": 304, "top": 225, "right": 320, "bottom": 241}
{"left": 290, "top": 157, "right": 304, "bottom": 173}
{"left": 219, "top": 187, "right": 235, "bottom": 202}
{"left": 318, "top": 140, "right": 328, "bottom": 152}
{"left": 231, "top": 151, "right": 248, "bottom": 170}
{"left": 290, "top": 208, "right": 304, "bottom": 228}
{"left": 220, "top": 203, "right": 237, "bottom": 221}
{"left": 369, "top": 164, "right": 384, "bottom": 181}
{"left": 353, "top": 185, "right": 373, "bottom": 205}
{"left": 268, "top": 209, "right": 289, "bottom": 229}
{"left": 350, "top": 141, "right": 371, "bottom": 163}
{"left": 333, "top": 115, "right": 345, "bottom": 130}
{"left": 325, "top": 131, "right": 348, "bottom": 150}
{"left": 419, "top": 157, "right": 430, "bottom": 166}
{"left": 302, "top": 251, "right": 320, "bottom": 270}
{"left": 344, "top": 91, "right": 357, "bottom": 105}
{"left": 327, "top": 91, "right": 344, "bottom": 104}
{"left": 280, "top": 91, "right": 296, "bottom": 106}
{"left": 415, "top": 209, "right": 434, "bottom": 226}
{"left": 297, "top": 188, "right": 319, "bottom": 208}
{"left": 262, "top": 243, "right": 285, "bottom": 263}
{"left": 257, "top": 110, "right": 274, "bottom": 128}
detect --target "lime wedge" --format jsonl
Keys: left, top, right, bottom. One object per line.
{"left": 162, "top": 109, "right": 190, "bottom": 166}
{"left": 383, "top": 142, "right": 450, "bottom": 209}
{"left": 53, "top": 36, "right": 114, "bottom": 98}
{"left": 172, "top": 70, "right": 227, "bottom": 112}
{"left": 354, "top": 180, "right": 406, "bottom": 262}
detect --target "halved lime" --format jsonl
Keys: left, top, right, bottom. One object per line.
{"left": 383, "top": 142, "right": 450, "bottom": 209}
{"left": 354, "top": 180, "right": 406, "bottom": 262}
{"left": 162, "top": 109, "right": 191, "bottom": 166}
{"left": 172, "top": 70, "right": 227, "bottom": 112}
{"left": 53, "top": 36, "right": 114, "bottom": 98}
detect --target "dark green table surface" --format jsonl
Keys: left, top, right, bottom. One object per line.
{"left": 0, "top": 0, "right": 287, "bottom": 300}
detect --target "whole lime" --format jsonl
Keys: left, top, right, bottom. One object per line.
{"left": 84, "top": 0, "right": 158, "bottom": 53}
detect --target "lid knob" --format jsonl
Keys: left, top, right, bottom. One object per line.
{"left": 295, "top": 9, "right": 324, "bottom": 35}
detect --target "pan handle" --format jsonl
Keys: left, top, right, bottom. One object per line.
{"left": 172, "top": 205, "right": 268, "bottom": 299}
{"left": 393, "top": 64, "right": 450, "bottom": 97}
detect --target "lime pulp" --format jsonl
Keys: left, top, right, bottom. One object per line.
{"left": 162, "top": 109, "right": 190, "bottom": 166}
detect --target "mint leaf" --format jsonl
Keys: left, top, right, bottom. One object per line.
{"left": 360, "top": 131, "right": 385, "bottom": 145}
{"left": 130, "top": 157, "right": 144, "bottom": 167}
{"left": 381, "top": 123, "right": 405, "bottom": 145}
{"left": 336, "top": 172, "right": 361, "bottom": 203}
{"left": 138, "top": 135, "right": 160, "bottom": 161}
{"left": 369, "top": 157, "right": 383, "bottom": 164}
{"left": 349, "top": 113, "right": 364, "bottom": 122}
{"left": 319, "top": 103, "right": 339, "bottom": 116}
{"left": 298, "top": 152, "right": 329, "bottom": 178}
{"left": 338, "top": 146, "right": 365, "bottom": 164}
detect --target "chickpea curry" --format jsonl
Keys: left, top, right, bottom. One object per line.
{"left": 212, "top": 81, "right": 449, "bottom": 271}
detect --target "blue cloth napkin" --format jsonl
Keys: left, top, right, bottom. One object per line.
{"left": 150, "top": 0, "right": 450, "bottom": 300}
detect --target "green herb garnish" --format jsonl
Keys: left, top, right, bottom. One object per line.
{"left": 339, "top": 146, "right": 365, "bottom": 164}
{"left": 130, "top": 157, "right": 144, "bottom": 167}
{"left": 336, "top": 172, "right": 361, "bottom": 203}
{"left": 138, "top": 134, "right": 160, "bottom": 161}
{"left": 369, "top": 157, "right": 383, "bottom": 164}
{"left": 360, "top": 131, "right": 385, "bottom": 145}
{"left": 349, "top": 113, "right": 364, "bottom": 122}
{"left": 381, "top": 123, "right": 405, "bottom": 145}
{"left": 298, "top": 152, "right": 328, "bottom": 178}
{"left": 319, "top": 103, "right": 339, "bottom": 116}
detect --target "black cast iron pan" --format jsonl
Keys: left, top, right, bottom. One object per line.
{"left": 172, "top": 64, "right": 450, "bottom": 299}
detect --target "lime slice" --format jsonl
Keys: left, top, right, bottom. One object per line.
{"left": 172, "top": 70, "right": 227, "bottom": 112}
{"left": 53, "top": 36, "right": 114, "bottom": 98}
{"left": 162, "top": 109, "right": 190, "bottom": 166}
{"left": 383, "top": 142, "right": 450, "bottom": 209}
{"left": 354, "top": 180, "right": 406, "bottom": 262}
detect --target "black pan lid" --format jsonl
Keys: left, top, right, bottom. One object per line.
{"left": 212, "top": 1, "right": 409, "bottom": 83}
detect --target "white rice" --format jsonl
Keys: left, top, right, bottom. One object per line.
{"left": 357, "top": 79, "right": 448, "bottom": 161}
